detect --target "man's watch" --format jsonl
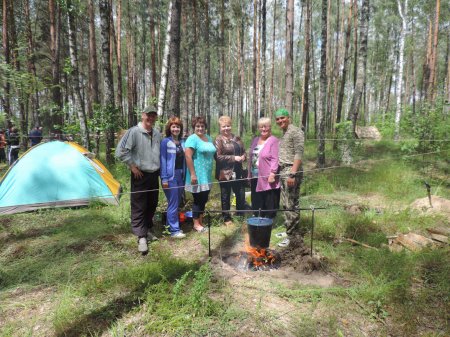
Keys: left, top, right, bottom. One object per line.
{"left": 288, "top": 173, "right": 296, "bottom": 179}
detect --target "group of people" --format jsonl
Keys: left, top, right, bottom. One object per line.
{"left": 0, "top": 125, "right": 43, "bottom": 166}
{"left": 116, "top": 105, "right": 305, "bottom": 254}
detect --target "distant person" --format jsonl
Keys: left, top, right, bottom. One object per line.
{"left": 29, "top": 126, "right": 43, "bottom": 147}
{"left": 160, "top": 116, "right": 186, "bottom": 239}
{"left": 247, "top": 117, "right": 280, "bottom": 219}
{"left": 185, "top": 116, "right": 216, "bottom": 233}
{"left": 214, "top": 116, "right": 248, "bottom": 226}
{"left": 116, "top": 105, "right": 162, "bottom": 254}
{"left": 274, "top": 108, "right": 305, "bottom": 248}
{"left": 0, "top": 130, "right": 6, "bottom": 163}
{"left": 8, "top": 127, "right": 20, "bottom": 166}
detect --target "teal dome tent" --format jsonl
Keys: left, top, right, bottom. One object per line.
{"left": 0, "top": 141, "right": 121, "bottom": 214}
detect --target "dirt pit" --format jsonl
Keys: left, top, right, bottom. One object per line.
{"left": 410, "top": 196, "right": 450, "bottom": 220}
{"left": 213, "top": 228, "right": 331, "bottom": 284}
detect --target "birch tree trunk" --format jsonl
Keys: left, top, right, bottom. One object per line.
{"left": 394, "top": 0, "right": 408, "bottom": 141}
{"left": 67, "top": 0, "right": 90, "bottom": 149}
{"left": 168, "top": 0, "right": 182, "bottom": 117}
{"left": 157, "top": 0, "right": 173, "bottom": 117}
{"left": 88, "top": 0, "right": 100, "bottom": 117}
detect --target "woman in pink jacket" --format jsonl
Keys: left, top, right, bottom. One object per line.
{"left": 247, "top": 117, "right": 280, "bottom": 219}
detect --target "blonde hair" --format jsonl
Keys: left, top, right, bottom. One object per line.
{"left": 218, "top": 115, "right": 232, "bottom": 126}
{"left": 257, "top": 117, "right": 271, "bottom": 127}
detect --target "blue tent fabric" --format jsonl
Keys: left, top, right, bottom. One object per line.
{"left": 0, "top": 141, "right": 119, "bottom": 214}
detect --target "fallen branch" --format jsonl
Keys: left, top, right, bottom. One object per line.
{"left": 343, "top": 237, "right": 378, "bottom": 250}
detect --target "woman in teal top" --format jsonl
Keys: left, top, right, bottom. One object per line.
{"left": 185, "top": 116, "right": 216, "bottom": 232}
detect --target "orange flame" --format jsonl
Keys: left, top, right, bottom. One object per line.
{"left": 245, "top": 245, "right": 276, "bottom": 267}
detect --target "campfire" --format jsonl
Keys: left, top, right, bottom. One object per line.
{"left": 222, "top": 217, "right": 282, "bottom": 271}
{"left": 243, "top": 245, "right": 281, "bottom": 271}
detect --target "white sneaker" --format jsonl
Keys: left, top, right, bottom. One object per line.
{"left": 138, "top": 237, "right": 148, "bottom": 253}
{"left": 275, "top": 232, "right": 288, "bottom": 238}
{"left": 171, "top": 232, "right": 186, "bottom": 239}
{"left": 278, "top": 238, "right": 290, "bottom": 248}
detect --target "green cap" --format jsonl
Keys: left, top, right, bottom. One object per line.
{"left": 274, "top": 108, "right": 290, "bottom": 118}
{"left": 142, "top": 105, "right": 158, "bottom": 114}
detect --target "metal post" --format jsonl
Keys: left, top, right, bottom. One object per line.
{"left": 310, "top": 206, "right": 315, "bottom": 256}
{"left": 208, "top": 211, "right": 211, "bottom": 258}
{"left": 424, "top": 181, "right": 433, "bottom": 208}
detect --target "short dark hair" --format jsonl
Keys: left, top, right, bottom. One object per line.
{"left": 191, "top": 116, "right": 207, "bottom": 130}
{"left": 165, "top": 116, "right": 183, "bottom": 137}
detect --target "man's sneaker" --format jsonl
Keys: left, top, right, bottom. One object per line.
{"left": 171, "top": 231, "right": 186, "bottom": 239}
{"left": 278, "top": 238, "right": 290, "bottom": 248}
{"left": 138, "top": 237, "right": 148, "bottom": 253}
{"left": 275, "top": 232, "right": 288, "bottom": 238}
{"left": 147, "top": 232, "right": 159, "bottom": 242}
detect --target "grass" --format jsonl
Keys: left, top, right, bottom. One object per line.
{"left": 1, "top": 140, "right": 449, "bottom": 336}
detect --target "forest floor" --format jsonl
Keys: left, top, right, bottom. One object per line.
{"left": 0, "top": 140, "right": 449, "bottom": 336}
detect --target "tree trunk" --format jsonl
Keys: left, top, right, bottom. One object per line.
{"left": 219, "top": 0, "right": 226, "bottom": 116}
{"left": 8, "top": 0, "right": 27, "bottom": 149}
{"left": 317, "top": 0, "right": 328, "bottom": 168}
{"left": 268, "top": 0, "right": 277, "bottom": 119}
{"left": 301, "top": 0, "right": 311, "bottom": 130}
{"left": 204, "top": 0, "right": 211, "bottom": 131}
{"left": 126, "top": 1, "right": 137, "bottom": 127}
{"left": 1, "top": 0, "right": 12, "bottom": 126}
{"left": 67, "top": 0, "right": 90, "bottom": 149}
{"left": 168, "top": 0, "right": 182, "bottom": 117}
{"left": 99, "top": 0, "right": 116, "bottom": 164}
{"left": 191, "top": 0, "right": 198, "bottom": 117}
{"left": 238, "top": 16, "right": 245, "bottom": 137}
{"left": 285, "top": 0, "right": 294, "bottom": 114}
{"left": 252, "top": 0, "right": 259, "bottom": 133}
{"left": 149, "top": 0, "right": 157, "bottom": 98}
{"left": 181, "top": 1, "right": 190, "bottom": 133}
{"left": 24, "top": 0, "right": 40, "bottom": 128}
{"left": 427, "top": 0, "right": 440, "bottom": 104}
{"left": 157, "top": 0, "right": 173, "bottom": 118}
{"left": 115, "top": 0, "right": 124, "bottom": 122}
{"left": 88, "top": 0, "right": 100, "bottom": 117}
{"left": 336, "top": 2, "right": 352, "bottom": 126}
{"left": 261, "top": 0, "right": 267, "bottom": 118}
{"left": 394, "top": 0, "right": 408, "bottom": 141}
{"left": 49, "top": 0, "right": 63, "bottom": 130}
{"left": 347, "top": 0, "right": 369, "bottom": 136}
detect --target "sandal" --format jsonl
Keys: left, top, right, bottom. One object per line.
{"left": 194, "top": 226, "right": 208, "bottom": 233}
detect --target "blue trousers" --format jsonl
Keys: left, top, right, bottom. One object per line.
{"left": 163, "top": 169, "right": 184, "bottom": 234}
